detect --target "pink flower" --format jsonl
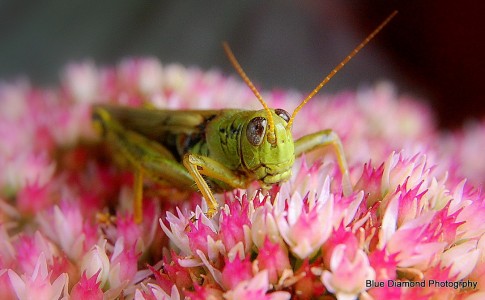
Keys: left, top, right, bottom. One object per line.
{"left": 62, "top": 61, "right": 100, "bottom": 103}
{"left": 186, "top": 217, "right": 219, "bottom": 258}
{"left": 12, "top": 231, "right": 74, "bottom": 281}
{"left": 380, "top": 152, "right": 433, "bottom": 198}
{"left": 367, "top": 250, "right": 401, "bottom": 299}
{"left": 147, "top": 264, "right": 176, "bottom": 296}
{"left": 14, "top": 233, "right": 54, "bottom": 275}
{"left": 16, "top": 179, "right": 53, "bottom": 215}
{"left": 355, "top": 162, "right": 384, "bottom": 206}
{"left": 250, "top": 199, "right": 283, "bottom": 250}
{"left": 381, "top": 213, "right": 447, "bottom": 269}
{"left": 368, "top": 249, "right": 398, "bottom": 281}
{"left": 322, "top": 225, "right": 360, "bottom": 268}
{"left": 8, "top": 253, "right": 68, "bottom": 300}
{"left": 469, "top": 235, "right": 485, "bottom": 291}
{"left": 160, "top": 208, "right": 197, "bottom": 256}
{"left": 0, "top": 226, "right": 15, "bottom": 269}
{"left": 80, "top": 241, "right": 111, "bottom": 289}
{"left": 292, "top": 259, "right": 326, "bottom": 299}
{"left": 420, "top": 265, "right": 459, "bottom": 298}
{"left": 37, "top": 201, "right": 90, "bottom": 259}
{"left": 70, "top": 271, "right": 103, "bottom": 300}
{"left": 2, "top": 151, "right": 56, "bottom": 193}
{"left": 219, "top": 194, "right": 251, "bottom": 253}
{"left": 113, "top": 213, "right": 144, "bottom": 249}
{"left": 134, "top": 283, "right": 181, "bottom": 300}
{"left": 0, "top": 270, "right": 17, "bottom": 300}
{"left": 256, "top": 238, "right": 291, "bottom": 285}
{"left": 221, "top": 255, "right": 253, "bottom": 290}
{"left": 276, "top": 178, "right": 334, "bottom": 259}
{"left": 118, "top": 58, "right": 164, "bottom": 96}
{"left": 440, "top": 239, "right": 480, "bottom": 280}
{"left": 223, "top": 270, "right": 291, "bottom": 300}
{"left": 440, "top": 120, "right": 485, "bottom": 186}
{"left": 451, "top": 181, "right": 485, "bottom": 240}
{"left": 109, "top": 238, "right": 140, "bottom": 289}
{"left": 0, "top": 80, "right": 29, "bottom": 121}
{"left": 183, "top": 283, "right": 224, "bottom": 300}
{"left": 321, "top": 245, "right": 375, "bottom": 300}
{"left": 159, "top": 251, "right": 193, "bottom": 292}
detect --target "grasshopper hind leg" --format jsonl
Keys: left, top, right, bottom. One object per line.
{"left": 125, "top": 148, "right": 197, "bottom": 223}
{"left": 133, "top": 169, "right": 143, "bottom": 224}
{"left": 96, "top": 111, "right": 196, "bottom": 222}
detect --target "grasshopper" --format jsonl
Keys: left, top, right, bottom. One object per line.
{"left": 92, "top": 11, "right": 397, "bottom": 223}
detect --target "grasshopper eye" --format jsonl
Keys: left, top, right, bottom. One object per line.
{"left": 275, "top": 109, "right": 290, "bottom": 123}
{"left": 247, "top": 117, "right": 267, "bottom": 146}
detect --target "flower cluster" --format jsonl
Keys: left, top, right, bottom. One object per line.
{"left": 0, "top": 58, "right": 484, "bottom": 299}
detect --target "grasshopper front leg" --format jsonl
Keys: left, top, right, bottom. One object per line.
{"left": 294, "top": 129, "right": 352, "bottom": 196}
{"left": 183, "top": 154, "right": 248, "bottom": 217}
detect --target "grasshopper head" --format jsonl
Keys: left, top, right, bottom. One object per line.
{"left": 224, "top": 10, "right": 397, "bottom": 184}
{"left": 240, "top": 109, "right": 295, "bottom": 186}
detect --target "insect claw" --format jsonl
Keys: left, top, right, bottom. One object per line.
{"left": 96, "top": 212, "right": 115, "bottom": 225}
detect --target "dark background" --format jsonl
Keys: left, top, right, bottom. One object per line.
{"left": 0, "top": 0, "right": 483, "bottom": 128}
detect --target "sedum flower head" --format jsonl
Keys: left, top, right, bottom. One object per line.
{"left": 0, "top": 58, "right": 484, "bottom": 299}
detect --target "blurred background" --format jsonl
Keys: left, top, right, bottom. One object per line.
{"left": 0, "top": 0, "right": 483, "bottom": 128}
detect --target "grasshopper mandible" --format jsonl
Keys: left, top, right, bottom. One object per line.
{"left": 92, "top": 11, "right": 397, "bottom": 223}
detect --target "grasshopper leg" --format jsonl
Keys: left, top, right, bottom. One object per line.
{"left": 128, "top": 153, "right": 197, "bottom": 223}
{"left": 100, "top": 128, "right": 196, "bottom": 222}
{"left": 183, "top": 154, "right": 247, "bottom": 217}
{"left": 294, "top": 129, "right": 352, "bottom": 196}
{"left": 133, "top": 169, "right": 144, "bottom": 223}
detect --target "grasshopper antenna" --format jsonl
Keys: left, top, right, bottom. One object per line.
{"left": 286, "top": 10, "right": 398, "bottom": 130}
{"left": 223, "top": 42, "right": 277, "bottom": 144}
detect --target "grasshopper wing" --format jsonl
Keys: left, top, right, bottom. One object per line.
{"left": 95, "top": 105, "right": 222, "bottom": 140}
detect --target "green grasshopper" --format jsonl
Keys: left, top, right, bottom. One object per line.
{"left": 92, "top": 11, "right": 397, "bottom": 223}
